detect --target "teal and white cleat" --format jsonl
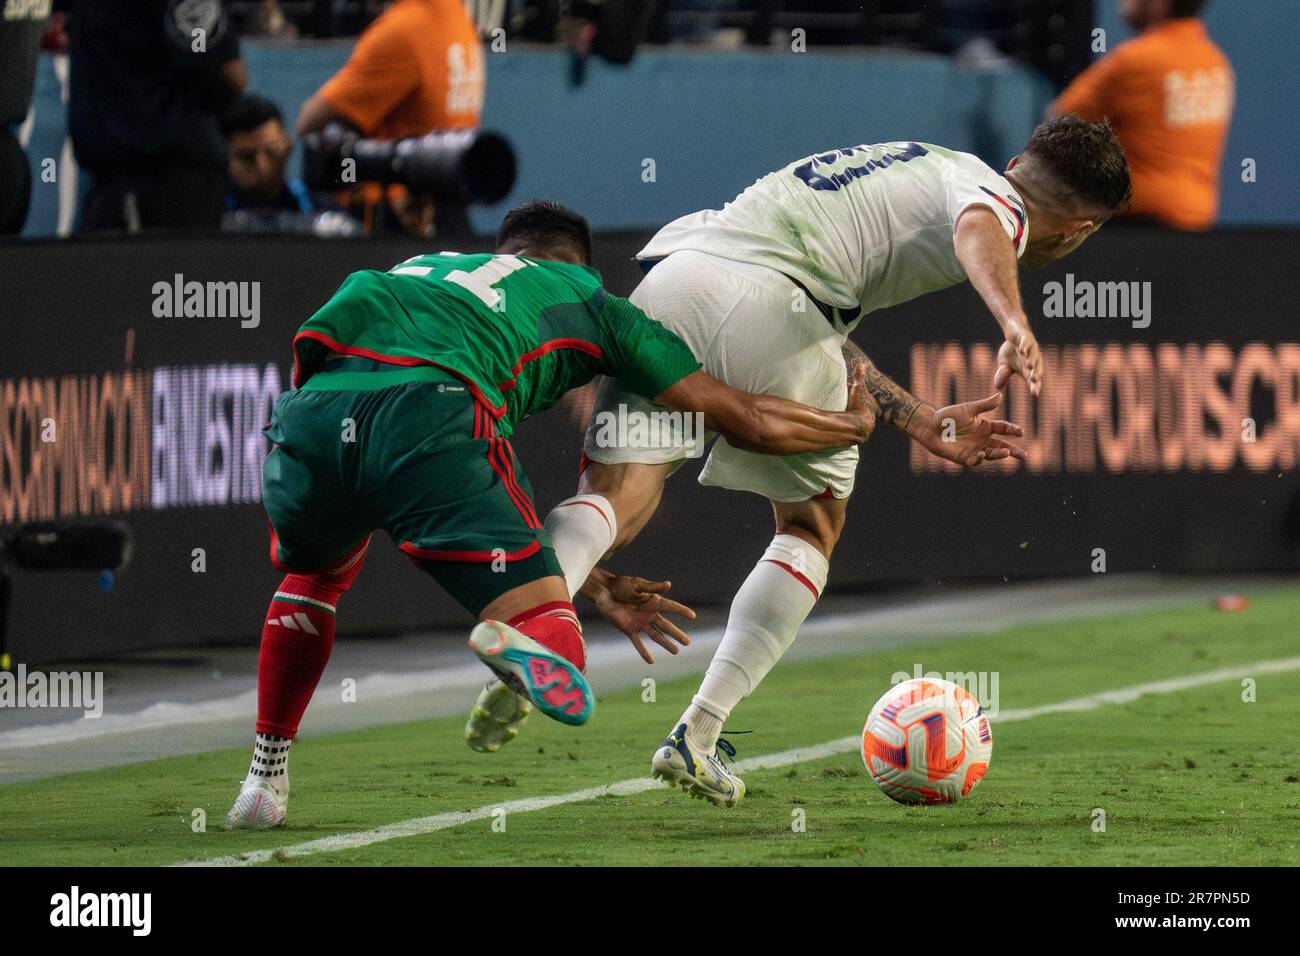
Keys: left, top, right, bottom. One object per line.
{"left": 223, "top": 777, "right": 289, "bottom": 830}
{"left": 467, "top": 620, "right": 594, "bottom": 726}
{"left": 466, "top": 678, "right": 533, "bottom": 752}
{"left": 651, "top": 723, "right": 747, "bottom": 807}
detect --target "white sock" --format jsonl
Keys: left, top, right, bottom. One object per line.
{"left": 684, "top": 534, "right": 829, "bottom": 753}
{"left": 543, "top": 494, "right": 617, "bottom": 598}
{"left": 245, "top": 732, "right": 291, "bottom": 791}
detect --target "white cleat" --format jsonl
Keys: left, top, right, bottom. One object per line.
{"left": 651, "top": 723, "right": 747, "bottom": 808}
{"left": 466, "top": 679, "right": 533, "bottom": 753}
{"left": 224, "top": 777, "right": 289, "bottom": 831}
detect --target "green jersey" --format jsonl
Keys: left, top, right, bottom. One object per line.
{"left": 291, "top": 253, "right": 701, "bottom": 436}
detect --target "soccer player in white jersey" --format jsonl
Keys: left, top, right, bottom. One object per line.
{"left": 471, "top": 116, "right": 1131, "bottom": 806}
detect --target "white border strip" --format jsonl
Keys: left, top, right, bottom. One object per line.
{"left": 182, "top": 655, "right": 1300, "bottom": 867}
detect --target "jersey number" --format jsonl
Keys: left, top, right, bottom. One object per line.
{"left": 793, "top": 142, "right": 929, "bottom": 192}
{"left": 447, "top": 255, "right": 530, "bottom": 310}
{"left": 391, "top": 255, "right": 530, "bottom": 311}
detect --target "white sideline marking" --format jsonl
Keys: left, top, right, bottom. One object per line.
{"left": 184, "top": 655, "right": 1300, "bottom": 867}
{"left": 0, "top": 664, "right": 492, "bottom": 749}
{"left": 0, "top": 578, "right": 1259, "bottom": 753}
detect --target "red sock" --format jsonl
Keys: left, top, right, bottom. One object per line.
{"left": 508, "top": 601, "right": 587, "bottom": 672}
{"left": 256, "top": 543, "right": 368, "bottom": 738}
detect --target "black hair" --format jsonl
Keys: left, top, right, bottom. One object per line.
{"left": 1171, "top": 0, "right": 1207, "bottom": 17}
{"left": 222, "top": 94, "right": 286, "bottom": 138}
{"left": 496, "top": 200, "right": 593, "bottom": 265}
{"left": 1024, "top": 115, "right": 1132, "bottom": 214}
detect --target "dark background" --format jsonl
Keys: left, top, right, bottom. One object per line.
{"left": 2, "top": 225, "right": 1297, "bottom": 663}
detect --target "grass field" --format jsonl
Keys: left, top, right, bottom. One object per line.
{"left": 3, "top": 586, "right": 1299, "bottom": 866}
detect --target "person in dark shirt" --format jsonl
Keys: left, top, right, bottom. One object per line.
{"left": 0, "top": 0, "right": 52, "bottom": 233}
{"left": 67, "top": 0, "right": 245, "bottom": 232}
{"left": 222, "top": 94, "right": 316, "bottom": 214}
{"left": 219, "top": 93, "right": 360, "bottom": 236}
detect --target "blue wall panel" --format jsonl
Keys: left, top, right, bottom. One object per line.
{"left": 20, "top": 12, "right": 1293, "bottom": 236}
{"left": 20, "top": 44, "right": 1053, "bottom": 237}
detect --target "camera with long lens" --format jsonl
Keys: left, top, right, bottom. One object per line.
{"left": 301, "top": 124, "right": 517, "bottom": 204}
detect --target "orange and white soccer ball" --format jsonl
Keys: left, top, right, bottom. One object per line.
{"left": 861, "top": 677, "right": 992, "bottom": 804}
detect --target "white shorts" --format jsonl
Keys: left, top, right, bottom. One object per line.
{"left": 583, "top": 249, "right": 858, "bottom": 502}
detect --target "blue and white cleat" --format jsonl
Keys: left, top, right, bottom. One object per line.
{"left": 651, "top": 723, "right": 746, "bottom": 807}
{"left": 465, "top": 678, "right": 533, "bottom": 752}
{"left": 468, "top": 620, "right": 594, "bottom": 726}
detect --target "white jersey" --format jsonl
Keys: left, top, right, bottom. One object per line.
{"left": 637, "top": 143, "right": 1028, "bottom": 330}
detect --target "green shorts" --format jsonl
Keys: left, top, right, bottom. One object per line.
{"left": 262, "top": 361, "right": 562, "bottom": 615}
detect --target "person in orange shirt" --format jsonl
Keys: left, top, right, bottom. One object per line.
{"left": 296, "top": 0, "right": 486, "bottom": 236}
{"left": 1051, "top": 0, "right": 1233, "bottom": 230}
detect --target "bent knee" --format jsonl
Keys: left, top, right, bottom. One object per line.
{"left": 772, "top": 497, "right": 847, "bottom": 558}
{"left": 578, "top": 461, "right": 670, "bottom": 552}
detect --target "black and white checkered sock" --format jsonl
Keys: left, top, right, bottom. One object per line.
{"left": 246, "top": 732, "right": 291, "bottom": 784}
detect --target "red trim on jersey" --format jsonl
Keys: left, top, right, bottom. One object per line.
{"left": 399, "top": 538, "right": 542, "bottom": 563}
{"left": 498, "top": 338, "right": 604, "bottom": 394}
{"left": 762, "top": 558, "right": 821, "bottom": 600}
{"left": 267, "top": 518, "right": 371, "bottom": 575}
{"left": 490, "top": 438, "right": 541, "bottom": 529}
{"left": 292, "top": 330, "right": 509, "bottom": 418}
{"left": 978, "top": 187, "right": 1026, "bottom": 249}
{"left": 503, "top": 443, "right": 543, "bottom": 528}
{"left": 292, "top": 331, "right": 603, "bottom": 421}
{"left": 267, "top": 517, "right": 287, "bottom": 571}
{"left": 480, "top": 413, "right": 542, "bottom": 530}
{"left": 395, "top": 396, "right": 545, "bottom": 565}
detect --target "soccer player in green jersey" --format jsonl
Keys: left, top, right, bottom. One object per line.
{"left": 225, "top": 201, "right": 879, "bottom": 829}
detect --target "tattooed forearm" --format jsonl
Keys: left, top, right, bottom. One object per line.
{"left": 864, "top": 362, "right": 923, "bottom": 431}
{"left": 842, "top": 340, "right": 924, "bottom": 432}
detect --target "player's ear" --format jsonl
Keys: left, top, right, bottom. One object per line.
{"left": 1005, "top": 155, "right": 1021, "bottom": 173}
{"left": 1064, "top": 218, "right": 1098, "bottom": 243}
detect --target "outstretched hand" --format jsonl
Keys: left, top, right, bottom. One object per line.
{"left": 917, "top": 392, "right": 1028, "bottom": 467}
{"left": 588, "top": 572, "right": 695, "bottom": 664}
{"left": 993, "top": 322, "right": 1042, "bottom": 397}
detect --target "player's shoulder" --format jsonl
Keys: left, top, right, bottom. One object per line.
{"left": 521, "top": 258, "right": 606, "bottom": 299}
{"left": 765, "top": 142, "right": 941, "bottom": 198}
{"left": 925, "top": 145, "right": 1003, "bottom": 182}
{"left": 523, "top": 257, "right": 601, "bottom": 281}
{"left": 935, "top": 148, "right": 1022, "bottom": 199}
{"left": 776, "top": 141, "right": 931, "bottom": 175}
{"left": 387, "top": 250, "right": 490, "bottom": 270}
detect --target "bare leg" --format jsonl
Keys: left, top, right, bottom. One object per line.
{"left": 539, "top": 460, "right": 675, "bottom": 600}
{"left": 466, "top": 462, "right": 676, "bottom": 747}
{"left": 577, "top": 460, "right": 674, "bottom": 554}
{"left": 480, "top": 575, "right": 572, "bottom": 624}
